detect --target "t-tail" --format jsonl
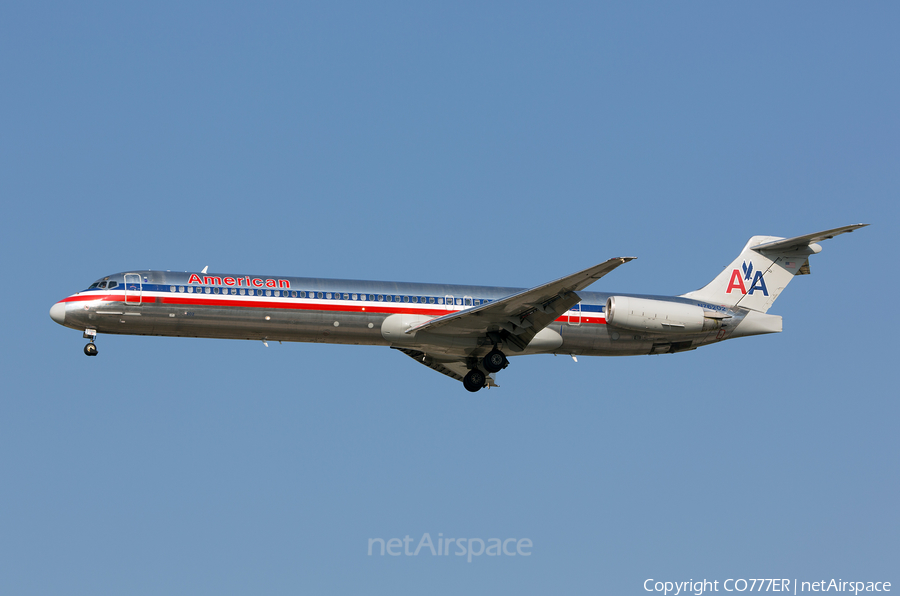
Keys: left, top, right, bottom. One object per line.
{"left": 681, "top": 224, "right": 868, "bottom": 313}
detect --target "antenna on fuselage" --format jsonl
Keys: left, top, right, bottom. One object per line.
{"left": 201, "top": 266, "right": 208, "bottom": 274}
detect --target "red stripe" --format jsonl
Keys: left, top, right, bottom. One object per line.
{"left": 62, "top": 293, "right": 126, "bottom": 302}
{"left": 160, "top": 295, "right": 455, "bottom": 316}
{"left": 62, "top": 293, "right": 607, "bottom": 324}
{"left": 62, "top": 293, "right": 155, "bottom": 304}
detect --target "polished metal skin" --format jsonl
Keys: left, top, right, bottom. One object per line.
{"left": 49, "top": 224, "right": 866, "bottom": 390}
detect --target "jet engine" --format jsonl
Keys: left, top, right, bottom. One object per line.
{"left": 605, "top": 296, "right": 726, "bottom": 334}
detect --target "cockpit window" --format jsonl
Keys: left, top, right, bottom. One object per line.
{"left": 107, "top": 281, "right": 118, "bottom": 289}
{"left": 98, "top": 281, "right": 108, "bottom": 289}
{"left": 89, "top": 282, "right": 100, "bottom": 289}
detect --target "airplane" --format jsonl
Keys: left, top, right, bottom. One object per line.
{"left": 50, "top": 224, "right": 867, "bottom": 392}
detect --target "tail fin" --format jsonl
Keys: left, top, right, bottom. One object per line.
{"left": 681, "top": 224, "right": 867, "bottom": 313}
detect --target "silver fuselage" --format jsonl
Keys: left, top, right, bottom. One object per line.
{"left": 51, "top": 270, "right": 768, "bottom": 359}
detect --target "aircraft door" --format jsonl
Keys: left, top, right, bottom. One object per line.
{"left": 567, "top": 302, "right": 581, "bottom": 325}
{"left": 124, "top": 274, "right": 142, "bottom": 305}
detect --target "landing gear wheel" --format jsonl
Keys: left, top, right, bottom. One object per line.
{"left": 84, "top": 343, "right": 98, "bottom": 357}
{"left": 463, "top": 369, "right": 486, "bottom": 392}
{"left": 482, "top": 349, "right": 508, "bottom": 373}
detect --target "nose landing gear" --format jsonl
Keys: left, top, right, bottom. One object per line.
{"left": 83, "top": 328, "right": 98, "bottom": 356}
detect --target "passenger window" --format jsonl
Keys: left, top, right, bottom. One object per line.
{"left": 170, "top": 286, "right": 176, "bottom": 292}
{"left": 343, "top": 293, "right": 349, "bottom": 300}
{"left": 438, "top": 298, "right": 444, "bottom": 305}
{"left": 205, "top": 287, "right": 211, "bottom": 294}
{"left": 428, "top": 297, "right": 435, "bottom": 304}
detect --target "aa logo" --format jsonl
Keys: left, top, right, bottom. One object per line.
{"left": 726, "top": 261, "right": 768, "bottom": 296}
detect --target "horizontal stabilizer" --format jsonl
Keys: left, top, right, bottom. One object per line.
{"left": 751, "top": 224, "right": 868, "bottom": 252}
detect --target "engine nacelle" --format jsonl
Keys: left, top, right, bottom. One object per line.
{"left": 605, "top": 296, "right": 724, "bottom": 334}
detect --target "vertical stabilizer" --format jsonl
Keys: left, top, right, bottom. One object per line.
{"left": 680, "top": 224, "right": 867, "bottom": 313}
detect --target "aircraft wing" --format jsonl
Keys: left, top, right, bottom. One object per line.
{"left": 405, "top": 257, "right": 635, "bottom": 352}
{"left": 392, "top": 347, "right": 499, "bottom": 387}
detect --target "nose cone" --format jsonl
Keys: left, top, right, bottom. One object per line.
{"left": 49, "top": 302, "right": 67, "bottom": 325}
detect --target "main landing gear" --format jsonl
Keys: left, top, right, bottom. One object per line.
{"left": 463, "top": 348, "right": 509, "bottom": 392}
{"left": 463, "top": 369, "right": 486, "bottom": 393}
{"left": 482, "top": 348, "right": 508, "bottom": 374}
{"left": 83, "top": 329, "right": 98, "bottom": 356}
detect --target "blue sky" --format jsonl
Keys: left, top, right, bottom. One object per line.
{"left": 2, "top": 3, "right": 897, "bottom": 594}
